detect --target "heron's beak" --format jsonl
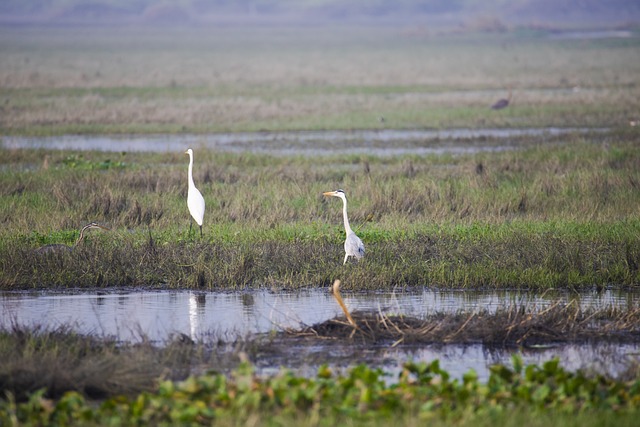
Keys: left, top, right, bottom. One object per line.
{"left": 95, "top": 224, "right": 111, "bottom": 231}
{"left": 184, "top": 150, "right": 188, "bottom": 155}
{"left": 323, "top": 191, "right": 336, "bottom": 197}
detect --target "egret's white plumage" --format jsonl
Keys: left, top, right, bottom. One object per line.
{"left": 323, "top": 189, "right": 365, "bottom": 264}
{"left": 185, "top": 148, "right": 205, "bottom": 237}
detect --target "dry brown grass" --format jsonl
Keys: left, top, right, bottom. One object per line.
{"left": 287, "top": 302, "right": 640, "bottom": 347}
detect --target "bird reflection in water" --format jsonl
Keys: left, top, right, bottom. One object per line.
{"left": 189, "top": 292, "right": 206, "bottom": 341}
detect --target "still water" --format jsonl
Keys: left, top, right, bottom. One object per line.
{"left": 2, "top": 288, "right": 638, "bottom": 380}
{"left": 1, "top": 127, "right": 603, "bottom": 156}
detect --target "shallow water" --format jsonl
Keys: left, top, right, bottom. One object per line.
{"left": 2, "top": 288, "right": 637, "bottom": 341}
{"left": 1, "top": 127, "right": 603, "bottom": 156}
{"left": 2, "top": 288, "right": 638, "bottom": 380}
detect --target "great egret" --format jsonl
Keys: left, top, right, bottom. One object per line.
{"left": 36, "top": 222, "right": 110, "bottom": 254}
{"left": 491, "top": 87, "right": 512, "bottom": 110}
{"left": 323, "top": 189, "right": 365, "bottom": 265}
{"left": 185, "top": 148, "right": 205, "bottom": 238}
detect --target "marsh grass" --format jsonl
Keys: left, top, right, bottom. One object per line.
{"left": 0, "top": 325, "right": 188, "bottom": 400}
{"left": 1, "top": 135, "right": 639, "bottom": 289}
{"left": 0, "top": 324, "right": 260, "bottom": 403}
{"left": 287, "top": 303, "right": 640, "bottom": 346}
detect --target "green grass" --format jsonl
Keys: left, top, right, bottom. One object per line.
{"left": 1, "top": 133, "right": 639, "bottom": 290}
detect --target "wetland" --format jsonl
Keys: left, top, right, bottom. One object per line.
{"left": 1, "top": 23, "right": 640, "bottom": 426}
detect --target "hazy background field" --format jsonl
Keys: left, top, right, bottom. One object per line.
{"left": 1, "top": 27, "right": 639, "bottom": 135}
{"left": 1, "top": 1, "right": 639, "bottom": 135}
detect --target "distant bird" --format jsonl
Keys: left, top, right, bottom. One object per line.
{"left": 185, "top": 148, "right": 205, "bottom": 237}
{"left": 36, "top": 222, "right": 110, "bottom": 254}
{"left": 323, "top": 189, "right": 365, "bottom": 265}
{"left": 491, "top": 87, "right": 512, "bottom": 110}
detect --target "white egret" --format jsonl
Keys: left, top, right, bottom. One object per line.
{"left": 185, "top": 148, "right": 205, "bottom": 238}
{"left": 36, "top": 222, "right": 110, "bottom": 254}
{"left": 323, "top": 189, "right": 365, "bottom": 265}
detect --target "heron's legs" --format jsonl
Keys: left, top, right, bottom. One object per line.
{"left": 343, "top": 253, "right": 349, "bottom": 265}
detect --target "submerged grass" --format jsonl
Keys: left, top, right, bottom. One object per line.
{"left": 1, "top": 133, "right": 639, "bottom": 290}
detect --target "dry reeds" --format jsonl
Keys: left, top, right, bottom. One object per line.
{"left": 0, "top": 324, "right": 218, "bottom": 400}
{"left": 287, "top": 302, "right": 640, "bottom": 347}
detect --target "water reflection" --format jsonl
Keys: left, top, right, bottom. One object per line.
{"left": 1, "top": 288, "right": 636, "bottom": 342}
{"left": 189, "top": 292, "right": 206, "bottom": 340}
{"left": 255, "top": 340, "right": 640, "bottom": 383}
{"left": 2, "top": 288, "right": 638, "bottom": 380}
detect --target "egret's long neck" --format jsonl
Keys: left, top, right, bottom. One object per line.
{"left": 340, "top": 196, "right": 353, "bottom": 235}
{"left": 187, "top": 154, "right": 195, "bottom": 188}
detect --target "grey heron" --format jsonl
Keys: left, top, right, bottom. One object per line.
{"left": 323, "top": 189, "right": 365, "bottom": 265}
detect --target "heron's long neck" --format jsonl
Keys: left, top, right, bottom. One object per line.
{"left": 75, "top": 228, "right": 87, "bottom": 246}
{"left": 341, "top": 197, "right": 353, "bottom": 235}
{"left": 188, "top": 155, "right": 195, "bottom": 188}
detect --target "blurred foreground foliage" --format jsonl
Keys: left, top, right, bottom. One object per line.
{"left": 2, "top": 356, "right": 640, "bottom": 426}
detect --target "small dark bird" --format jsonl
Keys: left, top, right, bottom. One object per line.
{"left": 36, "top": 222, "right": 110, "bottom": 254}
{"left": 491, "top": 87, "right": 512, "bottom": 110}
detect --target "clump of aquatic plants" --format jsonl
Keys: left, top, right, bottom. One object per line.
{"left": 285, "top": 302, "right": 640, "bottom": 346}
{"left": 2, "top": 357, "right": 640, "bottom": 426}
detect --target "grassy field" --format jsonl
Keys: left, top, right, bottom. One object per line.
{"left": 1, "top": 133, "right": 639, "bottom": 290}
{"left": 1, "top": 27, "right": 639, "bottom": 288}
{"left": 1, "top": 26, "right": 639, "bottom": 135}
